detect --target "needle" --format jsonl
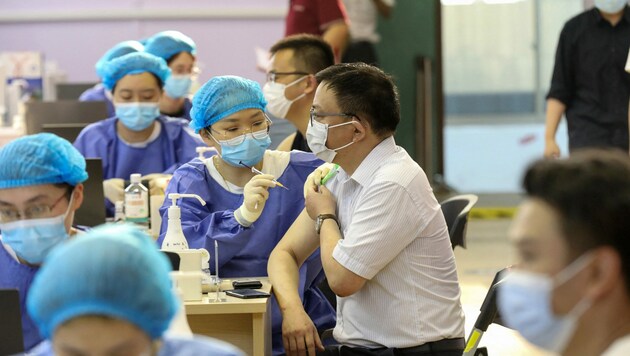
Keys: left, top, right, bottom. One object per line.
{"left": 238, "top": 161, "right": 289, "bottom": 190}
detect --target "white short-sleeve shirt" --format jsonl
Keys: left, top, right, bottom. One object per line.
{"left": 327, "top": 136, "right": 465, "bottom": 348}
{"left": 343, "top": 0, "right": 396, "bottom": 43}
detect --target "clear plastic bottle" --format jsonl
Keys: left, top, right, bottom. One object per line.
{"left": 114, "top": 201, "right": 125, "bottom": 223}
{"left": 124, "top": 173, "right": 149, "bottom": 230}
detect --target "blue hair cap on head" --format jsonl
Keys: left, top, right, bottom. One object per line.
{"left": 94, "top": 40, "right": 144, "bottom": 79}
{"left": 0, "top": 133, "right": 88, "bottom": 189}
{"left": 26, "top": 223, "right": 178, "bottom": 339}
{"left": 189, "top": 75, "right": 267, "bottom": 133}
{"left": 144, "top": 30, "right": 197, "bottom": 61}
{"left": 101, "top": 52, "right": 171, "bottom": 91}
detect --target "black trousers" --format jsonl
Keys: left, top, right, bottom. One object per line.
{"left": 342, "top": 41, "right": 379, "bottom": 67}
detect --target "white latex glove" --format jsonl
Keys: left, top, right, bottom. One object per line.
{"left": 303, "top": 163, "right": 336, "bottom": 198}
{"left": 140, "top": 173, "right": 172, "bottom": 196}
{"left": 234, "top": 174, "right": 277, "bottom": 227}
{"left": 103, "top": 178, "right": 124, "bottom": 204}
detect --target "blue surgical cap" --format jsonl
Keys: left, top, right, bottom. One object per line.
{"left": 27, "top": 224, "right": 178, "bottom": 339}
{"left": 101, "top": 52, "right": 171, "bottom": 91}
{"left": 0, "top": 133, "right": 88, "bottom": 189}
{"left": 190, "top": 76, "right": 267, "bottom": 133}
{"left": 144, "top": 30, "right": 197, "bottom": 61}
{"left": 94, "top": 40, "right": 144, "bottom": 80}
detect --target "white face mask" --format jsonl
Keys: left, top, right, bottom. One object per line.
{"left": 305, "top": 119, "right": 356, "bottom": 162}
{"left": 497, "top": 253, "right": 594, "bottom": 353}
{"left": 595, "top": 0, "right": 627, "bottom": 14}
{"left": 262, "top": 76, "right": 307, "bottom": 119}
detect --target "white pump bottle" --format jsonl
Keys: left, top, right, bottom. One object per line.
{"left": 161, "top": 193, "right": 206, "bottom": 251}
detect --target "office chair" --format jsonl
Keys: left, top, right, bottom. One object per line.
{"left": 440, "top": 194, "right": 478, "bottom": 249}
{"left": 463, "top": 267, "right": 509, "bottom": 356}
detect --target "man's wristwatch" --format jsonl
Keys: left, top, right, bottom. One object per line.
{"left": 315, "top": 214, "right": 339, "bottom": 234}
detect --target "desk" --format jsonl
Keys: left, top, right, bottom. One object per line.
{"left": 185, "top": 278, "right": 272, "bottom": 356}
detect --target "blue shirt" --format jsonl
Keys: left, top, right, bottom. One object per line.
{"left": 0, "top": 243, "right": 41, "bottom": 350}
{"left": 74, "top": 116, "right": 203, "bottom": 180}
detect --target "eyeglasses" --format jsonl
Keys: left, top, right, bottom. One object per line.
{"left": 0, "top": 192, "right": 68, "bottom": 223}
{"left": 208, "top": 114, "right": 272, "bottom": 146}
{"left": 309, "top": 108, "right": 356, "bottom": 127}
{"left": 266, "top": 71, "right": 309, "bottom": 83}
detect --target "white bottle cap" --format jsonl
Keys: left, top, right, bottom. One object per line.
{"left": 130, "top": 173, "right": 142, "bottom": 183}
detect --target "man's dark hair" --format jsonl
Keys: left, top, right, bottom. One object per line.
{"left": 523, "top": 149, "right": 630, "bottom": 291}
{"left": 315, "top": 63, "right": 400, "bottom": 136}
{"left": 270, "top": 34, "right": 334, "bottom": 74}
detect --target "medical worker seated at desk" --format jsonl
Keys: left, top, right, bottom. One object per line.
{"left": 74, "top": 52, "right": 203, "bottom": 211}
{"left": 0, "top": 133, "right": 87, "bottom": 351}
{"left": 145, "top": 30, "right": 197, "bottom": 121}
{"left": 79, "top": 40, "right": 144, "bottom": 118}
{"left": 157, "top": 75, "right": 336, "bottom": 355}
{"left": 26, "top": 224, "right": 244, "bottom": 356}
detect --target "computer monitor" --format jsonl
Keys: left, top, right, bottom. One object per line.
{"left": 0, "top": 289, "right": 24, "bottom": 355}
{"left": 56, "top": 82, "right": 97, "bottom": 100}
{"left": 74, "top": 158, "right": 106, "bottom": 227}
{"left": 24, "top": 100, "right": 108, "bottom": 135}
{"left": 41, "top": 123, "right": 88, "bottom": 143}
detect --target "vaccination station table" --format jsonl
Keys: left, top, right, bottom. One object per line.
{"left": 185, "top": 277, "right": 272, "bottom": 356}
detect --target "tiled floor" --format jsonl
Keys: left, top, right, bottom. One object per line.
{"left": 456, "top": 218, "right": 553, "bottom": 356}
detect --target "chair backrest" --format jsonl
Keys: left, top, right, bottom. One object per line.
{"left": 440, "top": 194, "right": 478, "bottom": 249}
{"left": 24, "top": 100, "right": 108, "bottom": 135}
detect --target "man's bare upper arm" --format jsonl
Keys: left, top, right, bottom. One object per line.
{"left": 275, "top": 208, "right": 320, "bottom": 267}
{"left": 276, "top": 132, "right": 296, "bottom": 152}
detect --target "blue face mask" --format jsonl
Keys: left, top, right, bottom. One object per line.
{"left": 215, "top": 134, "right": 271, "bottom": 168}
{"left": 497, "top": 254, "right": 594, "bottom": 353}
{"left": 0, "top": 195, "right": 73, "bottom": 265}
{"left": 164, "top": 75, "right": 193, "bottom": 99}
{"left": 115, "top": 102, "right": 160, "bottom": 131}
{"left": 595, "top": 0, "right": 627, "bottom": 14}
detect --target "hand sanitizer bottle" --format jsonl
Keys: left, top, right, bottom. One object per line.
{"left": 124, "top": 173, "right": 149, "bottom": 230}
{"left": 161, "top": 193, "right": 206, "bottom": 251}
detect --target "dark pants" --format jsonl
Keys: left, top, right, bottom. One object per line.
{"left": 342, "top": 41, "right": 379, "bottom": 67}
{"left": 317, "top": 338, "right": 465, "bottom": 356}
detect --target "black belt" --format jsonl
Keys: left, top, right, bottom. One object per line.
{"left": 325, "top": 338, "right": 466, "bottom": 356}
{"left": 393, "top": 338, "right": 465, "bottom": 355}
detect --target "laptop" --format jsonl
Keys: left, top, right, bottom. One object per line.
{"left": 56, "top": 82, "right": 97, "bottom": 100}
{"left": 41, "top": 123, "right": 88, "bottom": 143}
{"left": 74, "top": 158, "right": 106, "bottom": 227}
{"left": 0, "top": 289, "right": 24, "bottom": 355}
{"left": 24, "top": 100, "right": 108, "bottom": 135}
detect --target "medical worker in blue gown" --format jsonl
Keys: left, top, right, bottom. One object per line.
{"left": 26, "top": 224, "right": 244, "bottom": 356}
{"left": 0, "top": 133, "right": 87, "bottom": 351}
{"left": 73, "top": 52, "right": 203, "bottom": 212}
{"left": 156, "top": 75, "right": 336, "bottom": 355}
{"left": 79, "top": 40, "right": 145, "bottom": 117}
{"left": 145, "top": 30, "right": 197, "bottom": 121}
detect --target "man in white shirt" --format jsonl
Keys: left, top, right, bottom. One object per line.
{"left": 268, "top": 63, "right": 465, "bottom": 356}
{"left": 497, "top": 150, "right": 630, "bottom": 356}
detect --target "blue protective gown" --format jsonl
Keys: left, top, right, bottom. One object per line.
{"left": 74, "top": 115, "right": 203, "bottom": 180}
{"left": 30, "top": 335, "right": 245, "bottom": 355}
{"left": 156, "top": 152, "right": 336, "bottom": 355}
{"left": 0, "top": 243, "right": 41, "bottom": 350}
{"left": 78, "top": 83, "right": 115, "bottom": 118}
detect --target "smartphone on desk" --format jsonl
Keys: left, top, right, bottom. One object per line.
{"left": 232, "top": 279, "right": 263, "bottom": 289}
{"left": 225, "top": 288, "right": 270, "bottom": 299}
